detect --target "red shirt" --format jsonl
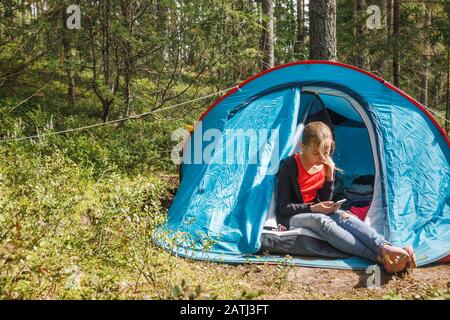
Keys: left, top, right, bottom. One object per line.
{"left": 295, "top": 153, "right": 325, "bottom": 203}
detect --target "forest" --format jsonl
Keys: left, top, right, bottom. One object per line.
{"left": 0, "top": 0, "right": 449, "bottom": 300}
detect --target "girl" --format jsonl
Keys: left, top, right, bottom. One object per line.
{"left": 276, "top": 121, "right": 416, "bottom": 273}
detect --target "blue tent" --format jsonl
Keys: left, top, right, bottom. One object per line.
{"left": 155, "top": 61, "right": 450, "bottom": 270}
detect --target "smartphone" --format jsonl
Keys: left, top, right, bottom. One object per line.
{"left": 333, "top": 199, "right": 347, "bottom": 206}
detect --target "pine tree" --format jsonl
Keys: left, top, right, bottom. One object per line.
{"left": 309, "top": 0, "right": 337, "bottom": 61}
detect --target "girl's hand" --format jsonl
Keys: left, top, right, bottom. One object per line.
{"left": 322, "top": 156, "right": 335, "bottom": 181}
{"left": 311, "top": 201, "right": 340, "bottom": 214}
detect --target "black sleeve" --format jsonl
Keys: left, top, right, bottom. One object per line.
{"left": 317, "top": 173, "right": 335, "bottom": 202}
{"left": 276, "top": 159, "right": 312, "bottom": 217}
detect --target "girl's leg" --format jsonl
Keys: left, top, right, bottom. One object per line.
{"left": 329, "top": 210, "right": 412, "bottom": 272}
{"left": 289, "top": 213, "right": 378, "bottom": 262}
{"left": 329, "top": 210, "right": 390, "bottom": 256}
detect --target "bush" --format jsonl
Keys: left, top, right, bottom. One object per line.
{"left": 0, "top": 142, "right": 177, "bottom": 299}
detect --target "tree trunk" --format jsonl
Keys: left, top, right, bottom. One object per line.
{"left": 102, "top": 1, "right": 111, "bottom": 89}
{"left": 354, "top": 0, "right": 367, "bottom": 69}
{"left": 260, "top": 0, "right": 274, "bottom": 70}
{"left": 309, "top": 0, "right": 337, "bottom": 61}
{"left": 295, "top": 0, "right": 305, "bottom": 56}
{"left": 87, "top": 0, "right": 119, "bottom": 122}
{"left": 102, "top": 100, "right": 113, "bottom": 123}
{"left": 393, "top": 0, "right": 400, "bottom": 87}
{"left": 61, "top": 6, "right": 75, "bottom": 109}
{"left": 386, "top": 0, "right": 393, "bottom": 34}
{"left": 419, "top": 2, "right": 432, "bottom": 105}
{"left": 379, "top": 0, "right": 389, "bottom": 77}
{"left": 121, "top": 1, "right": 134, "bottom": 117}
{"left": 123, "top": 60, "right": 132, "bottom": 117}
{"left": 157, "top": 0, "right": 169, "bottom": 65}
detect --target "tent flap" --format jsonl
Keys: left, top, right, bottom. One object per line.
{"left": 160, "top": 88, "right": 302, "bottom": 255}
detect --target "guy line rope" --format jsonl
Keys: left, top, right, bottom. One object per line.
{"left": 0, "top": 85, "right": 239, "bottom": 144}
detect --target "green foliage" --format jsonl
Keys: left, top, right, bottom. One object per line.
{"left": 0, "top": 135, "right": 179, "bottom": 299}
{"left": 234, "top": 289, "right": 265, "bottom": 300}
{"left": 167, "top": 279, "right": 205, "bottom": 300}
{"left": 383, "top": 283, "right": 450, "bottom": 300}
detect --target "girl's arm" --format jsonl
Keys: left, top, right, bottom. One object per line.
{"left": 317, "top": 157, "right": 336, "bottom": 201}
{"left": 276, "top": 159, "right": 312, "bottom": 216}
{"left": 317, "top": 178, "right": 335, "bottom": 202}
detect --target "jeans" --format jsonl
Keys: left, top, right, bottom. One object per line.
{"left": 289, "top": 210, "right": 390, "bottom": 262}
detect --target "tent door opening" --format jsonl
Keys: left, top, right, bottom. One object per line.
{"left": 262, "top": 85, "right": 386, "bottom": 249}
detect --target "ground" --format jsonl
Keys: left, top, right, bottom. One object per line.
{"left": 169, "top": 258, "right": 450, "bottom": 300}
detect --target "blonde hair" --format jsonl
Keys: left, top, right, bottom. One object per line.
{"left": 302, "top": 121, "right": 343, "bottom": 173}
{"left": 302, "top": 121, "right": 334, "bottom": 155}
